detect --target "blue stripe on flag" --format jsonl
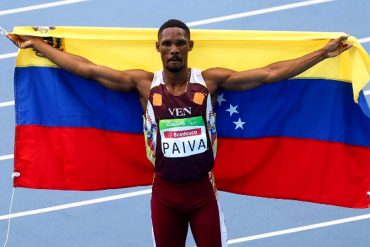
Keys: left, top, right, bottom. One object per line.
{"left": 216, "top": 79, "right": 370, "bottom": 147}
{"left": 15, "top": 67, "right": 370, "bottom": 147}
{"left": 15, "top": 67, "right": 143, "bottom": 133}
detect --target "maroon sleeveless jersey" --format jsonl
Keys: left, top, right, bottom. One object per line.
{"left": 144, "top": 68, "right": 217, "bottom": 182}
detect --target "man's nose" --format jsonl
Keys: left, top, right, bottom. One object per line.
{"left": 170, "top": 45, "right": 179, "bottom": 54}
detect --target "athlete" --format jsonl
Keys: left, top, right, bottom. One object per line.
{"left": 7, "top": 19, "right": 352, "bottom": 247}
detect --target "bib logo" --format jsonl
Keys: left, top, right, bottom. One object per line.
{"left": 168, "top": 107, "right": 192, "bottom": 117}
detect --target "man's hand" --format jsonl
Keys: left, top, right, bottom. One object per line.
{"left": 6, "top": 33, "right": 39, "bottom": 49}
{"left": 6, "top": 34, "right": 47, "bottom": 56}
{"left": 321, "top": 36, "right": 352, "bottom": 58}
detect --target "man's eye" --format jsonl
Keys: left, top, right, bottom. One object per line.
{"left": 178, "top": 41, "right": 186, "bottom": 46}
{"left": 162, "top": 41, "right": 171, "bottom": 46}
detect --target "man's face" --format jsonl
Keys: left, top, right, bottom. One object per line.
{"left": 156, "top": 27, "right": 193, "bottom": 73}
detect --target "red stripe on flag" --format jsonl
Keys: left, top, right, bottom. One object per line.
{"left": 214, "top": 137, "right": 370, "bottom": 208}
{"left": 13, "top": 126, "right": 370, "bottom": 208}
{"left": 14, "top": 125, "right": 154, "bottom": 190}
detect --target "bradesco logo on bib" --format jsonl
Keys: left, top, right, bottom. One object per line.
{"left": 159, "top": 116, "right": 207, "bottom": 158}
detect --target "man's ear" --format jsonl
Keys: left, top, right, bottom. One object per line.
{"left": 156, "top": 41, "right": 160, "bottom": 52}
{"left": 189, "top": 40, "right": 194, "bottom": 51}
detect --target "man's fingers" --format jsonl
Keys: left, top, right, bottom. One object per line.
{"left": 325, "top": 35, "right": 353, "bottom": 58}
{"left": 334, "top": 35, "right": 352, "bottom": 52}
{"left": 338, "top": 36, "right": 351, "bottom": 47}
{"left": 5, "top": 33, "right": 15, "bottom": 42}
{"left": 6, "top": 34, "right": 30, "bottom": 48}
{"left": 337, "top": 35, "right": 349, "bottom": 42}
{"left": 6, "top": 33, "right": 20, "bottom": 47}
{"left": 342, "top": 43, "right": 353, "bottom": 51}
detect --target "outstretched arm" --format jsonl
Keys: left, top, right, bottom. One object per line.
{"left": 203, "top": 36, "right": 352, "bottom": 93}
{"left": 6, "top": 34, "right": 152, "bottom": 93}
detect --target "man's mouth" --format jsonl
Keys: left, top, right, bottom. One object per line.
{"left": 168, "top": 57, "right": 181, "bottom": 62}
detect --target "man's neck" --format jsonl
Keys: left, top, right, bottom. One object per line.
{"left": 162, "top": 67, "right": 190, "bottom": 87}
{"left": 162, "top": 67, "right": 191, "bottom": 96}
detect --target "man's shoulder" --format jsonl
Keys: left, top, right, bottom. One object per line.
{"left": 201, "top": 67, "right": 231, "bottom": 80}
{"left": 199, "top": 68, "right": 228, "bottom": 94}
{"left": 125, "top": 69, "right": 154, "bottom": 83}
{"left": 129, "top": 69, "right": 154, "bottom": 77}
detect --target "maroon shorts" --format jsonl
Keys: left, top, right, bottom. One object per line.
{"left": 151, "top": 175, "right": 222, "bottom": 247}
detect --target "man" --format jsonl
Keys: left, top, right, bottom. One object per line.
{"left": 7, "top": 19, "right": 352, "bottom": 247}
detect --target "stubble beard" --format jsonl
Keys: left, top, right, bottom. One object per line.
{"left": 165, "top": 62, "right": 186, "bottom": 73}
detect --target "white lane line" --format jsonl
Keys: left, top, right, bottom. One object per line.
{"left": 0, "top": 52, "right": 17, "bottom": 60}
{"left": 0, "top": 154, "right": 14, "bottom": 161}
{"left": 0, "top": 189, "right": 152, "bottom": 220}
{"left": 364, "top": 90, "right": 370, "bottom": 96}
{"left": 228, "top": 213, "right": 370, "bottom": 244}
{"left": 359, "top": 37, "right": 370, "bottom": 44}
{"left": 186, "top": 0, "right": 335, "bottom": 27}
{"left": 0, "top": 0, "right": 89, "bottom": 16}
{"left": 0, "top": 101, "right": 14, "bottom": 108}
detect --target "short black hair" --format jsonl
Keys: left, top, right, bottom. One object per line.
{"left": 158, "top": 19, "right": 190, "bottom": 39}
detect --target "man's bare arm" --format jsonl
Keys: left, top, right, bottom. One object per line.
{"left": 6, "top": 34, "right": 152, "bottom": 92}
{"left": 204, "top": 36, "right": 352, "bottom": 93}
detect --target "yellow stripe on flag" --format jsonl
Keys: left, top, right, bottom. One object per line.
{"left": 13, "top": 26, "right": 370, "bottom": 103}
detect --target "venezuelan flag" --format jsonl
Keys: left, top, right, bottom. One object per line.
{"left": 12, "top": 27, "right": 370, "bottom": 208}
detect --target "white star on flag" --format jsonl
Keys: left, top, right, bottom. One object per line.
{"left": 226, "top": 104, "right": 239, "bottom": 117}
{"left": 233, "top": 118, "right": 246, "bottom": 130}
{"left": 216, "top": 93, "right": 227, "bottom": 106}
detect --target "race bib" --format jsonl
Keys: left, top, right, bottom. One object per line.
{"left": 159, "top": 116, "right": 208, "bottom": 158}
